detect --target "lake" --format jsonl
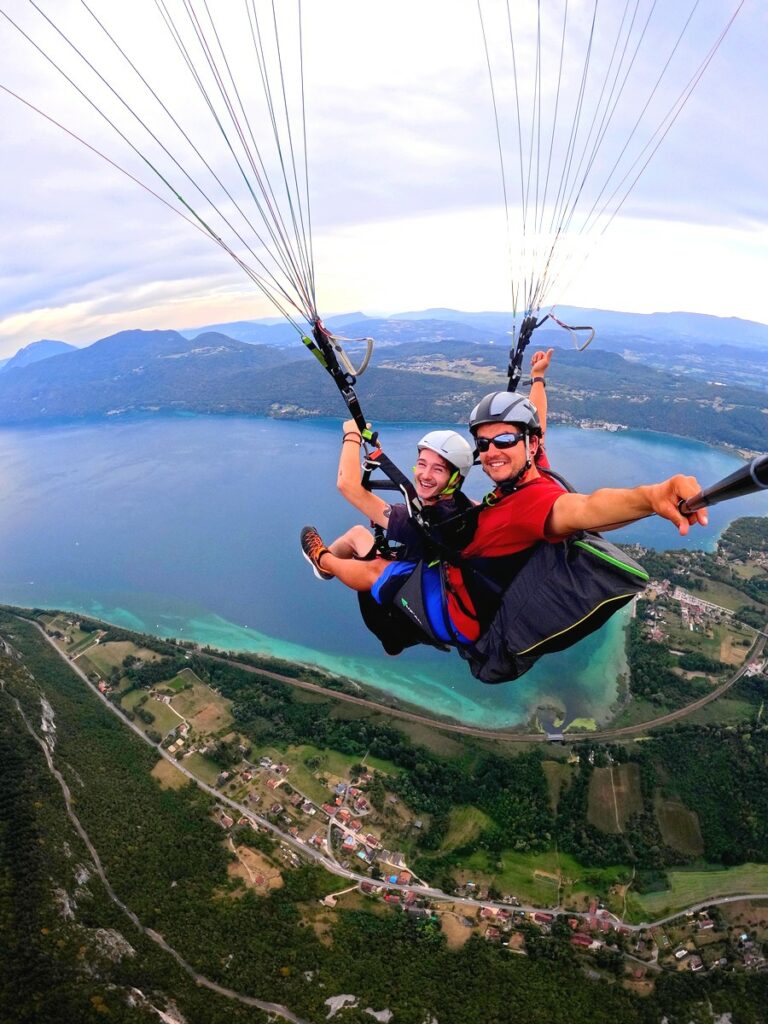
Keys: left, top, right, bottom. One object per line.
{"left": 0, "top": 415, "right": 762, "bottom": 728}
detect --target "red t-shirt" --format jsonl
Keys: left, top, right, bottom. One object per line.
{"left": 446, "top": 471, "right": 565, "bottom": 641}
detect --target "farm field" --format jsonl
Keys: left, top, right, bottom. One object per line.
{"left": 587, "top": 763, "right": 643, "bottom": 834}
{"left": 170, "top": 673, "right": 233, "bottom": 733}
{"left": 542, "top": 760, "right": 573, "bottom": 812}
{"left": 183, "top": 751, "right": 222, "bottom": 785}
{"left": 690, "top": 575, "right": 766, "bottom": 614}
{"left": 654, "top": 793, "right": 704, "bottom": 856}
{"left": 121, "top": 690, "right": 182, "bottom": 737}
{"left": 151, "top": 757, "right": 189, "bottom": 789}
{"left": 459, "top": 847, "right": 628, "bottom": 907}
{"left": 86, "top": 639, "right": 161, "bottom": 673}
{"left": 161, "top": 667, "right": 199, "bottom": 693}
{"left": 637, "top": 864, "right": 768, "bottom": 918}
{"left": 441, "top": 806, "right": 493, "bottom": 852}
{"left": 67, "top": 631, "right": 102, "bottom": 656}
{"left": 686, "top": 695, "right": 759, "bottom": 726}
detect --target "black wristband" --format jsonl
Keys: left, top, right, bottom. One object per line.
{"left": 531, "top": 376, "right": 546, "bottom": 387}
{"left": 343, "top": 432, "right": 362, "bottom": 443}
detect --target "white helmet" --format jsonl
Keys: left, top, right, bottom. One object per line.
{"left": 417, "top": 430, "right": 475, "bottom": 476}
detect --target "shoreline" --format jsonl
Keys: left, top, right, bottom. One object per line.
{"left": 0, "top": 407, "right": 761, "bottom": 460}
{"left": 4, "top": 598, "right": 624, "bottom": 733}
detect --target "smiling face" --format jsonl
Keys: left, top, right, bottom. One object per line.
{"left": 475, "top": 422, "right": 538, "bottom": 485}
{"left": 413, "top": 448, "right": 455, "bottom": 502}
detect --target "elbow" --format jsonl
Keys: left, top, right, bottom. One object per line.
{"left": 337, "top": 477, "right": 357, "bottom": 501}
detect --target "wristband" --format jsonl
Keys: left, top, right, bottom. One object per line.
{"left": 531, "top": 376, "right": 546, "bottom": 387}
{"left": 343, "top": 431, "right": 362, "bottom": 442}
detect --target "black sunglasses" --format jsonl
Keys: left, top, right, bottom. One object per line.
{"left": 475, "top": 432, "right": 526, "bottom": 453}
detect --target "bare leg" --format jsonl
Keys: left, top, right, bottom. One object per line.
{"left": 328, "top": 524, "right": 376, "bottom": 559}
{"left": 318, "top": 550, "right": 389, "bottom": 592}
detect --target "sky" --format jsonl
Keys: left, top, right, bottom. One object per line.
{"left": 1, "top": 0, "right": 766, "bottom": 357}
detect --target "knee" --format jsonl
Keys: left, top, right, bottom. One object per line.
{"left": 350, "top": 525, "right": 374, "bottom": 550}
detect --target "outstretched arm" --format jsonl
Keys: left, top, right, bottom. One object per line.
{"left": 336, "top": 419, "right": 390, "bottom": 528}
{"left": 547, "top": 475, "right": 709, "bottom": 537}
{"left": 529, "top": 347, "right": 553, "bottom": 441}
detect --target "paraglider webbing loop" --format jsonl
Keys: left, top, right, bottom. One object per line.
{"left": 506, "top": 313, "right": 549, "bottom": 392}
{"left": 547, "top": 313, "right": 595, "bottom": 352}
{"left": 302, "top": 319, "right": 372, "bottom": 440}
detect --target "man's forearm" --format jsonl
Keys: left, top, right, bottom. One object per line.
{"left": 548, "top": 475, "right": 707, "bottom": 537}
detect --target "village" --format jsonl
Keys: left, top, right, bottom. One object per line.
{"left": 37, "top": 610, "right": 768, "bottom": 994}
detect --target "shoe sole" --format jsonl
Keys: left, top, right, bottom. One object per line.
{"left": 302, "top": 548, "right": 333, "bottom": 581}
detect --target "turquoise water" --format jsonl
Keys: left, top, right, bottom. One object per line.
{"left": 0, "top": 415, "right": 760, "bottom": 728}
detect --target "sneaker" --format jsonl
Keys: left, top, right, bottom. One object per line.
{"left": 300, "top": 526, "right": 333, "bottom": 581}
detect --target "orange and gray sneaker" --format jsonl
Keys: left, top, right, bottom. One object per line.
{"left": 300, "top": 526, "right": 333, "bottom": 581}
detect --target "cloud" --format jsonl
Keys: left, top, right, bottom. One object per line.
{"left": 1, "top": 0, "right": 767, "bottom": 356}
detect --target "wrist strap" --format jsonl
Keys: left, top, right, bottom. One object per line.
{"left": 343, "top": 432, "right": 362, "bottom": 444}
{"left": 531, "top": 376, "right": 546, "bottom": 387}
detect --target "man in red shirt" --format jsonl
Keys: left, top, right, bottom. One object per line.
{"left": 445, "top": 391, "right": 708, "bottom": 642}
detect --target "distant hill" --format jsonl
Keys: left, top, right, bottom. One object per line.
{"left": 0, "top": 326, "right": 765, "bottom": 450}
{"left": 1, "top": 338, "right": 76, "bottom": 374}
{"left": 180, "top": 313, "right": 505, "bottom": 348}
{"left": 390, "top": 306, "right": 768, "bottom": 349}
{"left": 0, "top": 329, "right": 297, "bottom": 423}
{"left": 178, "top": 306, "right": 768, "bottom": 392}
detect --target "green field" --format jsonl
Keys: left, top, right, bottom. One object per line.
{"left": 609, "top": 699, "right": 670, "bottom": 730}
{"left": 690, "top": 575, "right": 766, "bottom": 614}
{"left": 183, "top": 751, "right": 222, "bottom": 785}
{"left": 121, "top": 690, "right": 182, "bottom": 738}
{"left": 459, "top": 847, "right": 628, "bottom": 907}
{"left": 636, "top": 864, "right": 768, "bottom": 919}
{"left": 441, "top": 806, "right": 493, "bottom": 852}
{"left": 161, "top": 667, "right": 198, "bottom": 693}
{"left": 685, "top": 696, "right": 759, "bottom": 727}
{"left": 68, "top": 633, "right": 100, "bottom": 656}
{"left": 86, "top": 640, "right": 160, "bottom": 674}
{"left": 253, "top": 743, "right": 399, "bottom": 805}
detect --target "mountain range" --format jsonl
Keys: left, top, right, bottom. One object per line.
{"left": 0, "top": 308, "right": 766, "bottom": 450}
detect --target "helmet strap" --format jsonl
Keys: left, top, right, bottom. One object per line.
{"left": 440, "top": 468, "right": 463, "bottom": 496}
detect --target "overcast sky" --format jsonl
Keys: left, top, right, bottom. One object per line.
{"left": 0, "top": 0, "right": 765, "bottom": 356}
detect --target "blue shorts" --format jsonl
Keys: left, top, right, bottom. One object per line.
{"left": 371, "top": 561, "right": 468, "bottom": 645}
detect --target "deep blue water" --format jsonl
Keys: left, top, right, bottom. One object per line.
{"left": 0, "top": 415, "right": 762, "bottom": 727}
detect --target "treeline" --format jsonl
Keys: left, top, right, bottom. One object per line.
{"left": 648, "top": 722, "right": 768, "bottom": 864}
{"left": 626, "top": 615, "right": 709, "bottom": 709}
{"left": 719, "top": 516, "right": 768, "bottom": 561}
